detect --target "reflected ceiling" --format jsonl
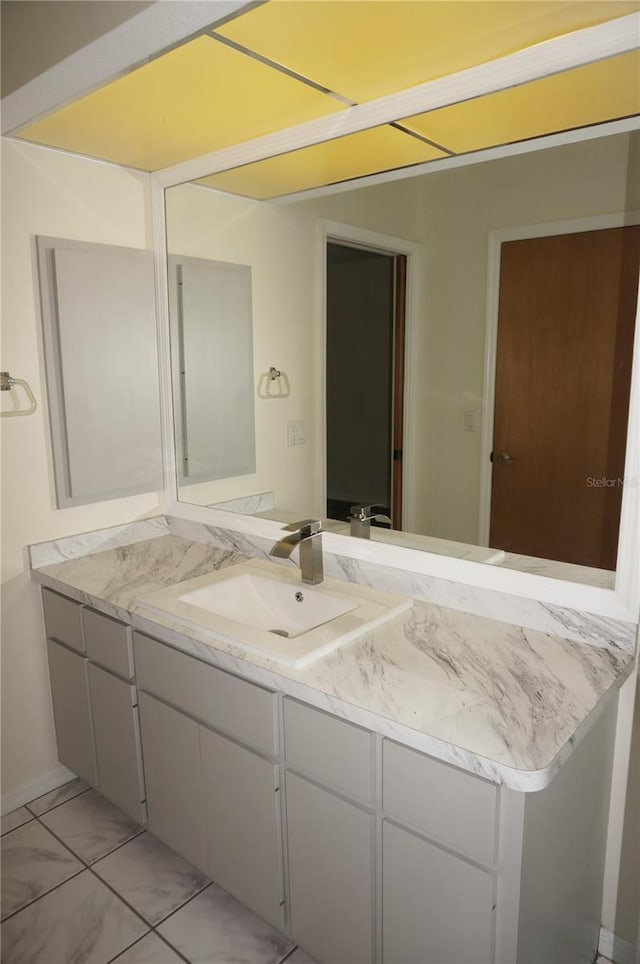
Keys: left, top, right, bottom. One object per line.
{"left": 13, "top": 0, "right": 640, "bottom": 187}
{"left": 196, "top": 125, "right": 447, "bottom": 199}
{"left": 198, "top": 51, "right": 640, "bottom": 198}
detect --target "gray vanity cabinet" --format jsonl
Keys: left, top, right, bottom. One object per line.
{"left": 381, "top": 740, "right": 496, "bottom": 963}
{"left": 200, "top": 726, "right": 282, "bottom": 928}
{"left": 42, "top": 588, "right": 84, "bottom": 653}
{"left": 88, "top": 664, "right": 145, "bottom": 823}
{"left": 382, "top": 820, "right": 494, "bottom": 964}
{"left": 41, "top": 589, "right": 618, "bottom": 964}
{"left": 83, "top": 607, "right": 145, "bottom": 823}
{"left": 46, "top": 639, "right": 97, "bottom": 786}
{"left": 286, "top": 771, "right": 374, "bottom": 964}
{"left": 137, "top": 691, "right": 208, "bottom": 873}
{"left": 134, "top": 631, "right": 283, "bottom": 913}
{"left": 282, "top": 698, "right": 376, "bottom": 962}
{"left": 43, "top": 590, "right": 147, "bottom": 821}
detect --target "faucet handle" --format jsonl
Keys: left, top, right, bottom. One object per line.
{"left": 350, "top": 503, "right": 386, "bottom": 520}
{"left": 282, "top": 519, "right": 323, "bottom": 537}
{"left": 373, "top": 514, "right": 392, "bottom": 526}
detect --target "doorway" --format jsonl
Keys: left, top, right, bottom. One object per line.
{"left": 488, "top": 224, "right": 640, "bottom": 570}
{"left": 325, "top": 240, "right": 407, "bottom": 529}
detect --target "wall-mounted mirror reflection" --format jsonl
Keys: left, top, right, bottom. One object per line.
{"left": 165, "top": 130, "right": 640, "bottom": 588}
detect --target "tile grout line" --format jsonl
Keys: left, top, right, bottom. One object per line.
{"left": 135, "top": 878, "right": 300, "bottom": 964}
{"left": 34, "top": 808, "right": 147, "bottom": 868}
{"left": 0, "top": 810, "right": 34, "bottom": 836}
{"left": 279, "top": 946, "right": 302, "bottom": 964}
{"left": 145, "top": 883, "right": 216, "bottom": 964}
{"left": 101, "top": 879, "right": 215, "bottom": 964}
{"left": 25, "top": 783, "right": 91, "bottom": 819}
{"left": 104, "top": 924, "right": 193, "bottom": 964}
{"left": 0, "top": 865, "right": 87, "bottom": 925}
{"left": 4, "top": 806, "right": 193, "bottom": 964}
{"left": 1, "top": 792, "right": 91, "bottom": 923}
{"left": 7, "top": 784, "right": 304, "bottom": 964}
{"left": 89, "top": 863, "right": 214, "bottom": 960}
{"left": 0, "top": 816, "right": 35, "bottom": 838}
{"left": 11, "top": 787, "right": 204, "bottom": 963}
{"left": 0, "top": 808, "right": 148, "bottom": 926}
{"left": 144, "top": 878, "right": 212, "bottom": 928}
{"left": 8, "top": 809, "right": 158, "bottom": 958}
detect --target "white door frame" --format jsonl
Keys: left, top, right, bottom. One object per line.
{"left": 316, "top": 221, "right": 420, "bottom": 531}
{"left": 479, "top": 210, "right": 640, "bottom": 558}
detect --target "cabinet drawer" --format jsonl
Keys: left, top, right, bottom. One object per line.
{"left": 83, "top": 608, "right": 133, "bottom": 679}
{"left": 284, "top": 698, "right": 374, "bottom": 802}
{"left": 42, "top": 588, "right": 84, "bottom": 653}
{"left": 133, "top": 632, "right": 277, "bottom": 757}
{"left": 383, "top": 740, "right": 497, "bottom": 865}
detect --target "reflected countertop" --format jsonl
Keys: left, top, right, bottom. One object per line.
{"left": 31, "top": 532, "right": 633, "bottom": 792}
{"left": 252, "top": 508, "right": 616, "bottom": 586}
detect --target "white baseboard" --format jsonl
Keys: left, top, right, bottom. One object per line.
{"left": 600, "top": 926, "right": 637, "bottom": 964}
{"left": 1, "top": 765, "right": 76, "bottom": 815}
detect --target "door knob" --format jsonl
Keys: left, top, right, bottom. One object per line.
{"left": 493, "top": 451, "right": 516, "bottom": 465}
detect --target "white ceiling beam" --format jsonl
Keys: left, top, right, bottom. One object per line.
{"left": 1, "top": 0, "right": 257, "bottom": 135}
{"left": 154, "top": 12, "right": 640, "bottom": 187}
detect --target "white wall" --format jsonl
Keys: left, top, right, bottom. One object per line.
{"left": 0, "top": 139, "right": 163, "bottom": 800}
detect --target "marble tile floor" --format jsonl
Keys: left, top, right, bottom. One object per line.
{"left": 1, "top": 778, "right": 316, "bottom": 964}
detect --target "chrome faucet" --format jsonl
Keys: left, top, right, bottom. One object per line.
{"left": 270, "top": 519, "right": 324, "bottom": 585}
{"left": 349, "top": 504, "right": 391, "bottom": 539}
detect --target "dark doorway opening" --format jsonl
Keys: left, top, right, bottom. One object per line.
{"left": 325, "top": 241, "right": 406, "bottom": 529}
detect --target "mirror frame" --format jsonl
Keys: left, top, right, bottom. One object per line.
{"left": 151, "top": 12, "right": 640, "bottom": 624}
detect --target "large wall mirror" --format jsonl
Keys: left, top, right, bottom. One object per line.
{"left": 164, "top": 129, "right": 640, "bottom": 589}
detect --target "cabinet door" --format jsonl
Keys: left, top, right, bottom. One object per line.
{"left": 88, "top": 664, "right": 145, "bottom": 823}
{"left": 286, "top": 772, "right": 374, "bottom": 964}
{"left": 200, "top": 725, "right": 282, "bottom": 929}
{"left": 382, "top": 820, "right": 494, "bottom": 964}
{"left": 138, "top": 692, "right": 207, "bottom": 873}
{"left": 46, "top": 640, "right": 96, "bottom": 785}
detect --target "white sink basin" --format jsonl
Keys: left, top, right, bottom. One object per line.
{"left": 179, "top": 573, "right": 358, "bottom": 638}
{"left": 136, "top": 559, "right": 412, "bottom": 668}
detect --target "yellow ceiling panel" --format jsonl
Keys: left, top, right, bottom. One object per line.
{"left": 16, "top": 35, "right": 344, "bottom": 171}
{"left": 401, "top": 51, "right": 640, "bottom": 155}
{"left": 197, "top": 126, "right": 447, "bottom": 199}
{"left": 216, "top": 1, "right": 640, "bottom": 103}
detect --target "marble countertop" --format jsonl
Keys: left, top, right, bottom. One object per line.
{"left": 31, "top": 534, "right": 634, "bottom": 792}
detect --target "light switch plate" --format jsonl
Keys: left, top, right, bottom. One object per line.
{"left": 287, "top": 419, "right": 305, "bottom": 446}
{"left": 464, "top": 409, "right": 477, "bottom": 432}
